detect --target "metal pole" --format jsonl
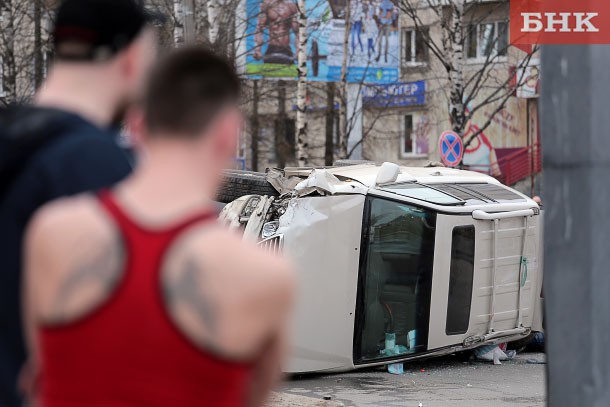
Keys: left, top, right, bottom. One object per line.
{"left": 346, "top": 83, "right": 363, "bottom": 159}
{"left": 542, "top": 44, "right": 610, "bottom": 406}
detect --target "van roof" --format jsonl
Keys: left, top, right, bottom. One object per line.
{"left": 325, "top": 164, "right": 499, "bottom": 187}
{"left": 282, "top": 163, "right": 536, "bottom": 210}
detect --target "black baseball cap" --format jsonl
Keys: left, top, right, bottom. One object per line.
{"left": 53, "top": 0, "right": 157, "bottom": 61}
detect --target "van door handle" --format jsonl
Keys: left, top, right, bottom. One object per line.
{"left": 472, "top": 208, "right": 537, "bottom": 220}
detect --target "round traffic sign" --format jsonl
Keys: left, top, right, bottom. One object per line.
{"left": 439, "top": 131, "right": 464, "bottom": 168}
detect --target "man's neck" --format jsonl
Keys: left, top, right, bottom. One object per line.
{"left": 35, "top": 67, "right": 120, "bottom": 128}
{"left": 118, "top": 143, "right": 216, "bottom": 221}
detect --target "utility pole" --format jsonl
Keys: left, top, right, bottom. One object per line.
{"left": 543, "top": 45, "right": 610, "bottom": 406}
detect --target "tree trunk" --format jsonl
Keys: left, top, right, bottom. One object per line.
{"left": 325, "top": 82, "right": 336, "bottom": 166}
{"left": 173, "top": 0, "right": 185, "bottom": 46}
{"left": 208, "top": 0, "right": 220, "bottom": 46}
{"left": 251, "top": 80, "right": 260, "bottom": 172}
{"left": 3, "top": 0, "right": 17, "bottom": 104}
{"left": 276, "top": 81, "right": 290, "bottom": 168}
{"left": 295, "top": 0, "right": 308, "bottom": 167}
{"left": 33, "top": 0, "right": 43, "bottom": 89}
{"left": 448, "top": 0, "right": 466, "bottom": 139}
{"left": 337, "top": 0, "right": 351, "bottom": 159}
{"left": 194, "top": 0, "right": 210, "bottom": 44}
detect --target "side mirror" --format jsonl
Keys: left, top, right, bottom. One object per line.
{"left": 375, "top": 162, "right": 401, "bottom": 186}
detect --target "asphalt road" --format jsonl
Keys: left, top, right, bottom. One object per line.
{"left": 279, "top": 352, "right": 546, "bottom": 407}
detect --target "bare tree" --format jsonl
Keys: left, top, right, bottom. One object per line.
{"left": 295, "top": 0, "right": 308, "bottom": 166}
{"left": 399, "top": 0, "right": 538, "bottom": 160}
{"left": 0, "top": 0, "right": 54, "bottom": 106}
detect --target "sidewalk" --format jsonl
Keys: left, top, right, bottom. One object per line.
{"left": 268, "top": 392, "right": 345, "bottom": 407}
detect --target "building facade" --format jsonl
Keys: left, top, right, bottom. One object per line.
{"left": 242, "top": 0, "right": 541, "bottom": 189}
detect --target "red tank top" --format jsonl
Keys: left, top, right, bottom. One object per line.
{"left": 39, "top": 190, "right": 253, "bottom": 407}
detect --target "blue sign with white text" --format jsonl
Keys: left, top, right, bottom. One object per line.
{"left": 362, "top": 81, "right": 426, "bottom": 108}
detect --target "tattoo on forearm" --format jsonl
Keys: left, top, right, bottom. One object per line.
{"left": 164, "top": 257, "right": 217, "bottom": 335}
{"left": 50, "top": 233, "right": 124, "bottom": 322}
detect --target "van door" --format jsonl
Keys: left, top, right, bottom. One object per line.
{"left": 427, "top": 212, "right": 540, "bottom": 350}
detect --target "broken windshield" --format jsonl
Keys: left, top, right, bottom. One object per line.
{"left": 354, "top": 197, "right": 436, "bottom": 364}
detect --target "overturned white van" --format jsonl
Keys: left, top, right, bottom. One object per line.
{"left": 219, "top": 163, "right": 543, "bottom": 373}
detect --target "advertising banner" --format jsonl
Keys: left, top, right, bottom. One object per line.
{"left": 245, "top": 0, "right": 400, "bottom": 83}
{"left": 362, "top": 80, "right": 426, "bottom": 107}
{"left": 463, "top": 94, "right": 528, "bottom": 177}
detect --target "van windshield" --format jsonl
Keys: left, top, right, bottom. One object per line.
{"left": 354, "top": 197, "right": 436, "bottom": 364}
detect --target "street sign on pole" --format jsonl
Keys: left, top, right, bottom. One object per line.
{"left": 439, "top": 131, "right": 463, "bottom": 167}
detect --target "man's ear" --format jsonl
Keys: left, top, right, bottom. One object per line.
{"left": 210, "top": 112, "right": 239, "bottom": 158}
{"left": 119, "top": 43, "right": 138, "bottom": 81}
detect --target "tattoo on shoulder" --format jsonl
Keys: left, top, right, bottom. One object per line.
{"left": 50, "top": 232, "right": 124, "bottom": 322}
{"left": 163, "top": 257, "right": 217, "bottom": 335}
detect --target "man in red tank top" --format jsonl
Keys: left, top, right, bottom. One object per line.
{"left": 22, "top": 48, "right": 295, "bottom": 407}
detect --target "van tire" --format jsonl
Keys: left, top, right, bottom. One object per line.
{"left": 216, "top": 170, "right": 279, "bottom": 203}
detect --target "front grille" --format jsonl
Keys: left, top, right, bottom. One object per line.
{"left": 258, "top": 235, "right": 284, "bottom": 255}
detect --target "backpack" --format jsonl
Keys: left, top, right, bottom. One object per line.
{"left": 0, "top": 106, "right": 77, "bottom": 201}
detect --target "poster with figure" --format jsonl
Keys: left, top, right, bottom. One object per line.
{"left": 462, "top": 96, "right": 528, "bottom": 177}
{"left": 245, "top": 0, "right": 400, "bottom": 83}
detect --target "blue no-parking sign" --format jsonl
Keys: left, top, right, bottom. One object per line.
{"left": 439, "top": 131, "right": 464, "bottom": 168}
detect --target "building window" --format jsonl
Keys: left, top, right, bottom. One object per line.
{"left": 445, "top": 226, "right": 475, "bottom": 335}
{"left": 466, "top": 21, "right": 508, "bottom": 61}
{"left": 274, "top": 117, "right": 295, "bottom": 167}
{"left": 402, "top": 114, "right": 415, "bottom": 156}
{"left": 403, "top": 28, "right": 429, "bottom": 66}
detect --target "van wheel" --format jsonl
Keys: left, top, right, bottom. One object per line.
{"left": 216, "top": 170, "right": 279, "bottom": 203}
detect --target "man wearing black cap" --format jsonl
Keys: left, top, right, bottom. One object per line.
{"left": 0, "top": 0, "right": 157, "bottom": 404}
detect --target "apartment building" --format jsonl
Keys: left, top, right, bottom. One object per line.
{"left": 243, "top": 0, "right": 541, "bottom": 189}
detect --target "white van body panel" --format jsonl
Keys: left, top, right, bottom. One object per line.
{"left": 278, "top": 195, "right": 365, "bottom": 373}
{"left": 218, "top": 164, "right": 543, "bottom": 373}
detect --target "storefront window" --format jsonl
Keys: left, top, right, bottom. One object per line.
{"left": 354, "top": 197, "right": 436, "bottom": 364}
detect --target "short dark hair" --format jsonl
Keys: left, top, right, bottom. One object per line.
{"left": 144, "top": 47, "right": 241, "bottom": 137}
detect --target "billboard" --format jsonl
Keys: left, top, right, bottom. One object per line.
{"left": 245, "top": 0, "right": 400, "bottom": 83}
{"left": 463, "top": 94, "right": 528, "bottom": 177}
{"left": 362, "top": 80, "right": 426, "bottom": 107}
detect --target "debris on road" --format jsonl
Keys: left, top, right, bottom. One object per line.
{"left": 267, "top": 392, "right": 344, "bottom": 407}
{"left": 473, "top": 344, "right": 517, "bottom": 364}
{"left": 387, "top": 363, "right": 404, "bottom": 374}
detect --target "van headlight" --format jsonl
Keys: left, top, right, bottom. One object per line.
{"left": 261, "top": 221, "right": 279, "bottom": 239}
{"left": 241, "top": 197, "right": 260, "bottom": 218}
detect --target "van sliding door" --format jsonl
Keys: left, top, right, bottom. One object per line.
{"left": 428, "top": 213, "right": 540, "bottom": 350}
{"left": 427, "top": 215, "right": 480, "bottom": 349}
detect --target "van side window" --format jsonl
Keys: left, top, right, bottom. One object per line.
{"left": 445, "top": 226, "right": 475, "bottom": 335}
